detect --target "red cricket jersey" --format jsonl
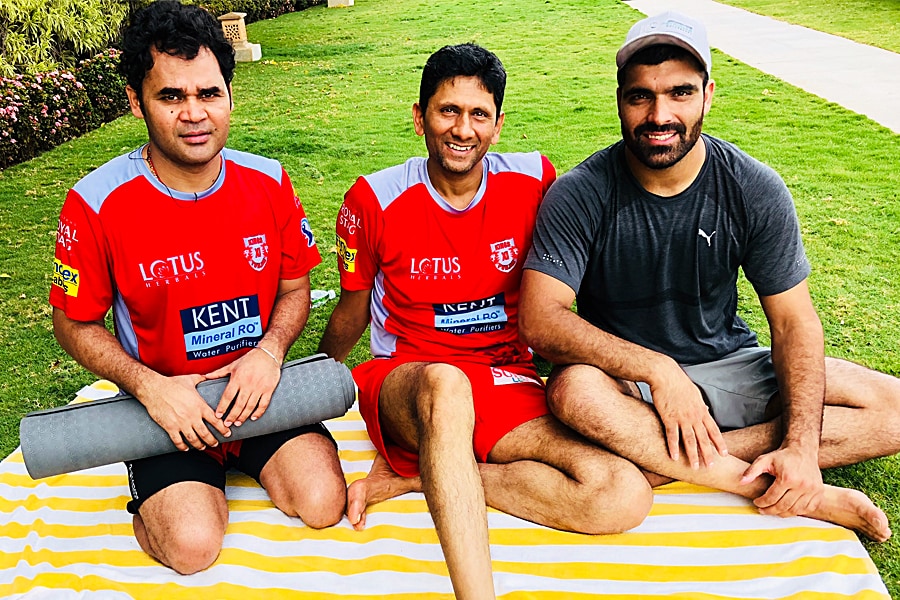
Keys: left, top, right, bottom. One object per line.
{"left": 50, "top": 147, "right": 321, "bottom": 376}
{"left": 336, "top": 152, "right": 555, "bottom": 365}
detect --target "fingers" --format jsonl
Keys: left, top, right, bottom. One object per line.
{"left": 180, "top": 423, "right": 219, "bottom": 451}
{"left": 708, "top": 416, "right": 729, "bottom": 457}
{"left": 697, "top": 414, "right": 725, "bottom": 467}
{"left": 665, "top": 420, "right": 723, "bottom": 469}
{"left": 664, "top": 422, "right": 680, "bottom": 462}
{"left": 681, "top": 425, "right": 699, "bottom": 468}
{"left": 249, "top": 392, "right": 273, "bottom": 422}
{"left": 167, "top": 430, "right": 190, "bottom": 452}
{"left": 740, "top": 455, "right": 771, "bottom": 485}
{"left": 748, "top": 452, "right": 824, "bottom": 518}
{"left": 755, "top": 484, "right": 818, "bottom": 517}
{"left": 679, "top": 425, "right": 715, "bottom": 469}
{"left": 204, "top": 365, "right": 230, "bottom": 380}
{"left": 221, "top": 386, "right": 264, "bottom": 427}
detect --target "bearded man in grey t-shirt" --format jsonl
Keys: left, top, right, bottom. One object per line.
{"left": 520, "top": 11, "right": 900, "bottom": 542}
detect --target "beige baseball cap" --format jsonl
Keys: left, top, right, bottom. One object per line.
{"left": 616, "top": 11, "right": 712, "bottom": 74}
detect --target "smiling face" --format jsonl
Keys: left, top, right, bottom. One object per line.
{"left": 617, "top": 57, "right": 714, "bottom": 171}
{"left": 126, "top": 47, "right": 232, "bottom": 183}
{"left": 413, "top": 75, "right": 504, "bottom": 182}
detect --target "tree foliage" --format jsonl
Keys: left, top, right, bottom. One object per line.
{"left": 0, "top": 0, "right": 128, "bottom": 77}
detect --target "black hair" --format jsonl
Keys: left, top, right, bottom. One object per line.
{"left": 617, "top": 44, "right": 709, "bottom": 88}
{"left": 118, "top": 0, "right": 236, "bottom": 98}
{"left": 419, "top": 43, "right": 506, "bottom": 120}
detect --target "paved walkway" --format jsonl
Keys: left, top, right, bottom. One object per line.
{"left": 624, "top": 0, "right": 900, "bottom": 134}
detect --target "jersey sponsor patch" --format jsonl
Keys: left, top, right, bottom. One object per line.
{"left": 52, "top": 259, "right": 80, "bottom": 297}
{"left": 433, "top": 293, "right": 507, "bottom": 335}
{"left": 336, "top": 234, "right": 357, "bottom": 273}
{"left": 300, "top": 217, "right": 315, "bottom": 247}
{"left": 338, "top": 205, "right": 360, "bottom": 235}
{"left": 491, "top": 367, "right": 542, "bottom": 387}
{"left": 56, "top": 218, "right": 79, "bottom": 251}
{"left": 138, "top": 251, "right": 206, "bottom": 287}
{"left": 181, "top": 295, "right": 262, "bottom": 360}
{"left": 489, "top": 238, "right": 519, "bottom": 273}
{"left": 243, "top": 235, "right": 269, "bottom": 272}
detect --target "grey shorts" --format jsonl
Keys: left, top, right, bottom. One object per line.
{"left": 636, "top": 346, "right": 778, "bottom": 429}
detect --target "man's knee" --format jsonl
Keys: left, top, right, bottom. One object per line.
{"left": 415, "top": 363, "right": 474, "bottom": 428}
{"left": 155, "top": 522, "right": 224, "bottom": 574}
{"left": 546, "top": 364, "right": 628, "bottom": 420}
{"left": 264, "top": 435, "right": 348, "bottom": 528}
{"left": 572, "top": 459, "right": 652, "bottom": 535}
{"left": 271, "top": 476, "right": 347, "bottom": 528}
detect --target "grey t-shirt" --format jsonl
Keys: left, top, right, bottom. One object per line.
{"left": 525, "top": 134, "right": 810, "bottom": 365}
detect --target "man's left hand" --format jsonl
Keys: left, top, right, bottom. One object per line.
{"left": 206, "top": 346, "right": 282, "bottom": 427}
{"left": 740, "top": 445, "right": 823, "bottom": 517}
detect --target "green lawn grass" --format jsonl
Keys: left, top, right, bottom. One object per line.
{"left": 716, "top": 0, "right": 900, "bottom": 53}
{"left": 0, "top": 0, "right": 898, "bottom": 592}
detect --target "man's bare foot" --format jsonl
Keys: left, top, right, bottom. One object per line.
{"left": 801, "top": 485, "right": 891, "bottom": 542}
{"left": 346, "top": 452, "right": 422, "bottom": 531}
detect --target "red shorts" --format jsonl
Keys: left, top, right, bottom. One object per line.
{"left": 352, "top": 358, "right": 549, "bottom": 477}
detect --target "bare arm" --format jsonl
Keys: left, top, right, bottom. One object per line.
{"left": 519, "top": 269, "right": 727, "bottom": 467}
{"left": 52, "top": 308, "right": 230, "bottom": 451}
{"left": 206, "top": 275, "right": 312, "bottom": 426}
{"left": 318, "top": 288, "right": 372, "bottom": 362}
{"left": 742, "top": 279, "right": 825, "bottom": 516}
{"left": 761, "top": 279, "right": 825, "bottom": 450}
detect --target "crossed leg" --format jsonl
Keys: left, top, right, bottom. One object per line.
{"left": 347, "top": 362, "right": 654, "bottom": 599}
{"left": 546, "top": 358, "right": 897, "bottom": 541}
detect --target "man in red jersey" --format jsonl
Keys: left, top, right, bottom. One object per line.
{"left": 318, "top": 44, "right": 653, "bottom": 599}
{"left": 50, "top": 1, "right": 345, "bottom": 574}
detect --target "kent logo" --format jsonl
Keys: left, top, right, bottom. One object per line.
{"left": 180, "top": 295, "right": 263, "bottom": 360}
{"left": 433, "top": 293, "right": 508, "bottom": 335}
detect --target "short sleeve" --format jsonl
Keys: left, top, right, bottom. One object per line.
{"left": 277, "top": 168, "right": 322, "bottom": 280}
{"left": 740, "top": 165, "right": 810, "bottom": 297}
{"left": 335, "top": 176, "right": 380, "bottom": 291}
{"left": 540, "top": 154, "right": 557, "bottom": 195}
{"left": 49, "top": 189, "right": 114, "bottom": 322}
{"left": 525, "top": 168, "right": 597, "bottom": 294}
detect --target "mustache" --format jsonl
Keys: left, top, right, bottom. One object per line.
{"left": 634, "top": 123, "right": 686, "bottom": 137}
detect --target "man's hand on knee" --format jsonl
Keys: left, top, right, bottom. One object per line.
{"left": 650, "top": 367, "right": 728, "bottom": 469}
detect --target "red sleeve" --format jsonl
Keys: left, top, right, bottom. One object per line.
{"left": 277, "top": 168, "right": 322, "bottom": 280}
{"left": 49, "top": 189, "right": 114, "bottom": 322}
{"left": 335, "top": 176, "right": 379, "bottom": 292}
{"left": 541, "top": 155, "right": 557, "bottom": 196}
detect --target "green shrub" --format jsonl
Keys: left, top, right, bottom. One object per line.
{"left": 77, "top": 49, "right": 129, "bottom": 127}
{"left": 0, "top": 0, "right": 128, "bottom": 77}
{"left": 0, "top": 71, "right": 92, "bottom": 169}
{"left": 0, "top": 50, "right": 128, "bottom": 170}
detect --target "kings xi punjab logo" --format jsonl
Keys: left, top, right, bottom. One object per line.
{"left": 489, "top": 238, "right": 518, "bottom": 273}
{"left": 243, "top": 234, "right": 269, "bottom": 272}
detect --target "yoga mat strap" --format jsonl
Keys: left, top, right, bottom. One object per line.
{"left": 20, "top": 354, "right": 355, "bottom": 480}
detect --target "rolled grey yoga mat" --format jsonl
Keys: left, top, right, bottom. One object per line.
{"left": 20, "top": 354, "right": 355, "bottom": 480}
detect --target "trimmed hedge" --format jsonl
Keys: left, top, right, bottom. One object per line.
{"left": 0, "top": 50, "right": 128, "bottom": 170}
{"left": 0, "top": 0, "right": 325, "bottom": 170}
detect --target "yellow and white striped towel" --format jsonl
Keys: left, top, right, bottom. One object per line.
{"left": 0, "top": 382, "right": 889, "bottom": 599}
